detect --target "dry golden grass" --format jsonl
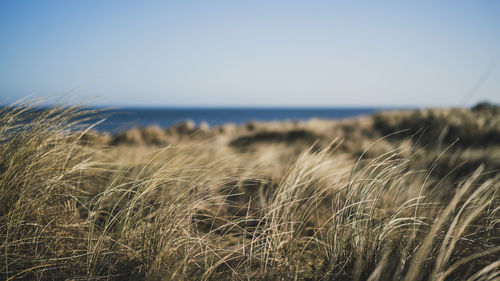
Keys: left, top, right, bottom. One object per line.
{"left": 0, "top": 102, "right": 499, "bottom": 280}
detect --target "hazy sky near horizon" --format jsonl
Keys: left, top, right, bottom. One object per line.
{"left": 1, "top": 1, "right": 499, "bottom": 107}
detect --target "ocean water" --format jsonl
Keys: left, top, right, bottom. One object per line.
{"left": 90, "top": 107, "right": 383, "bottom": 132}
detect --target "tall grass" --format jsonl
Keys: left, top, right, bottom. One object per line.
{"left": 0, "top": 103, "right": 498, "bottom": 280}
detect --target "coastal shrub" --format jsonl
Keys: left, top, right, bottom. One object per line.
{"left": 0, "top": 103, "right": 498, "bottom": 280}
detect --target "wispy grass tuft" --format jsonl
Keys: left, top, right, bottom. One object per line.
{"left": 0, "top": 102, "right": 498, "bottom": 280}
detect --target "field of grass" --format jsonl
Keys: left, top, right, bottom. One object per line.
{"left": 0, "top": 102, "right": 499, "bottom": 280}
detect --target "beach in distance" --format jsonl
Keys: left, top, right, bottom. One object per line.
{"left": 87, "top": 107, "right": 383, "bottom": 132}
{"left": 1, "top": 102, "right": 499, "bottom": 280}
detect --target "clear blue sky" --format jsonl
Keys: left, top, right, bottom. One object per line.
{"left": 1, "top": 0, "right": 499, "bottom": 107}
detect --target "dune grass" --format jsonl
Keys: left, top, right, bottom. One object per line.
{"left": 0, "top": 103, "right": 498, "bottom": 280}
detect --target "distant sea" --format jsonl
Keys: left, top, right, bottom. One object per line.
{"left": 89, "top": 107, "right": 386, "bottom": 132}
